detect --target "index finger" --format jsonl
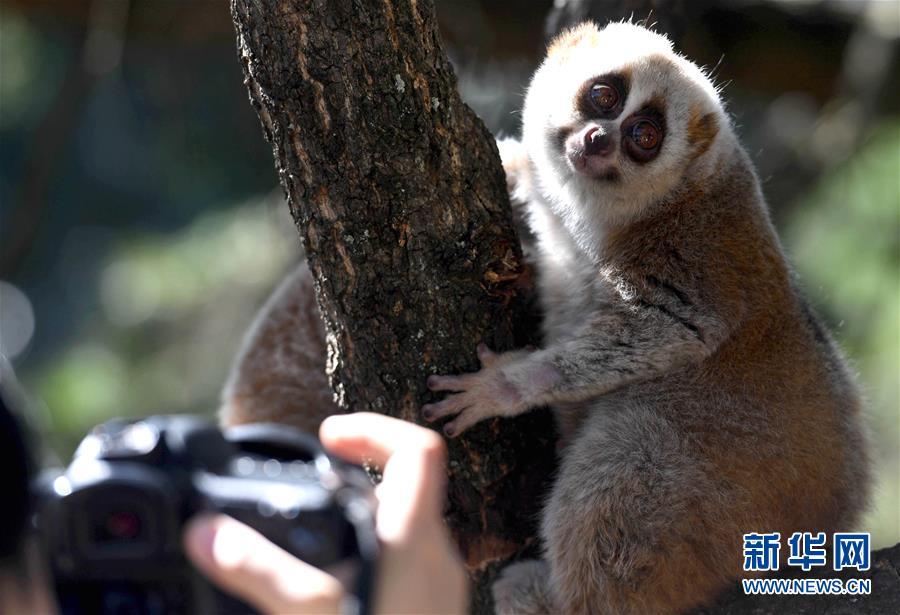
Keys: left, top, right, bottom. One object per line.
{"left": 319, "top": 412, "right": 445, "bottom": 469}
{"left": 319, "top": 413, "right": 447, "bottom": 538}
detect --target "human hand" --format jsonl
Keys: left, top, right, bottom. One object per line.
{"left": 183, "top": 412, "right": 468, "bottom": 614}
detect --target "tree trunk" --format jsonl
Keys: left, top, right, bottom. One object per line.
{"left": 229, "top": 0, "right": 556, "bottom": 610}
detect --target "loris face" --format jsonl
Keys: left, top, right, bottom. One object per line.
{"left": 522, "top": 22, "right": 728, "bottom": 227}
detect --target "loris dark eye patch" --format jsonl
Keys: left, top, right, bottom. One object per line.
{"left": 577, "top": 74, "right": 627, "bottom": 119}
{"left": 622, "top": 106, "right": 665, "bottom": 164}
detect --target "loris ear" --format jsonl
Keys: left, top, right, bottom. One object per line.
{"left": 687, "top": 107, "right": 719, "bottom": 160}
{"left": 547, "top": 22, "right": 600, "bottom": 60}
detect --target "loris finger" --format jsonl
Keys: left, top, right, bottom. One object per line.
{"left": 421, "top": 394, "right": 470, "bottom": 422}
{"left": 442, "top": 408, "right": 489, "bottom": 438}
{"left": 427, "top": 373, "right": 473, "bottom": 392}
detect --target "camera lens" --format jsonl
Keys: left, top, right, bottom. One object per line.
{"left": 92, "top": 506, "right": 145, "bottom": 546}
{"left": 83, "top": 494, "right": 156, "bottom": 554}
{"left": 66, "top": 467, "right": 172, "bottom": 561}
{"left": 101, "top": 511, "right": 143, "bottom": 541}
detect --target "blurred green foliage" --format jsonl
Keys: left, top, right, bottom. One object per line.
{"left": 0, "top": 10, "right": 62, "bottom": 130}
{"left": 26, "top": 201, "right": 298, "bottom": 457}
{"left": 786, "top": 120, "right": 900, "bottom": 548}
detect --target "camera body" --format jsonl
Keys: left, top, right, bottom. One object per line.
{"left": 33, "top": 415, "right": 377, "bottom": 615}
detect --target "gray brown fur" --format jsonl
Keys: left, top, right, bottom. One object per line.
{"left": 220, "top": 263, "right": 340, "bottom": 433}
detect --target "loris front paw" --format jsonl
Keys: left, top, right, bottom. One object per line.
{"left": 421, "top": 344, "right": 526, "bottom": 437}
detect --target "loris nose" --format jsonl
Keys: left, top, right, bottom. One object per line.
{"left": 583, "top": 127, "right": 614, "bottom": 157}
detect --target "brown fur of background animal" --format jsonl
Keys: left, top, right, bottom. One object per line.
{"left": 220, "top": 264, "right": 339, "bottom": 433}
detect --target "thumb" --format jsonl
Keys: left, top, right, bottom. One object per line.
{"left": 183, "top": 514, "right": 343, "bottom": 615}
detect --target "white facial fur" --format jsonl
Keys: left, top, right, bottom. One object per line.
{"left": 522, "top": 22, "right": 733, "bottom": 258}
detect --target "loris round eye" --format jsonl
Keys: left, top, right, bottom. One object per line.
{"left": 623, "top": 113, "right": 665, "bottom": 164}
{"left": 589, "top": 83, "right": 619, "bottom": 111}
{"left": 630, "top": 121, "right": 660, "bottom": 150}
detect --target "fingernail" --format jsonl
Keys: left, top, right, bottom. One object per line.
{"left": 320, "top": 414, "right": 350, "bottom": 437}
{"left": 422, "top": 406, "right": 434, "bottom": 420}
{"left": 427, "top": 375, "right": 439, "bottom": 389}
{"left": 321, "top": 414, "right": 348, "bottom": 428}
{"left": 443, "top": 424, "right": 455, "bottom": 437}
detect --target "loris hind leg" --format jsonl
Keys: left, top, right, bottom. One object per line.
{"left": 496, "top": 407, "right": 737, "bottom": 615}
{"left": 492, "top": 560, "right": 554, "bottom": 615}
{"left": 220, "top": 262, "right": 340, "bottom": 433}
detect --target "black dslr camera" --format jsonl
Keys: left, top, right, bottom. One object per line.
{"left": 33, "top": 415, "right": 378, "bottom": 615}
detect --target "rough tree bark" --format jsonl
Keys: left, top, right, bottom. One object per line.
{"left": 229, "top": 0, "right": 554, "bottom": 610}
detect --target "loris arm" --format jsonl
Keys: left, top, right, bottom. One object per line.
{"left": 421, "top": 271, "right": 731, "bottom": 437}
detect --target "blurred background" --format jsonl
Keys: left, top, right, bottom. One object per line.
{"left": 0, "top": 0, "right": 897, "bottom": 547}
